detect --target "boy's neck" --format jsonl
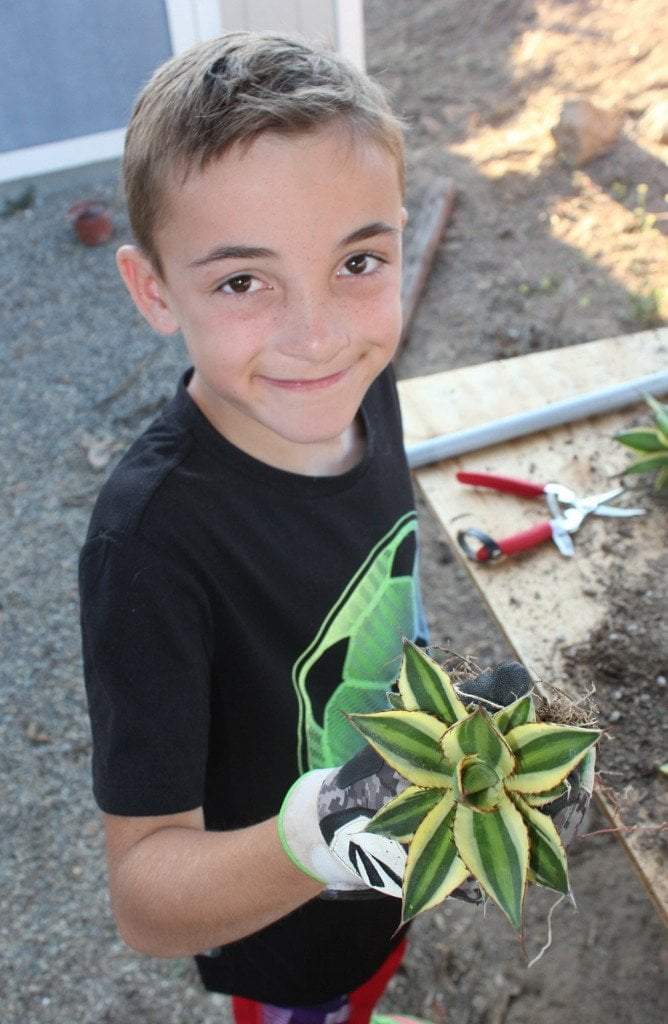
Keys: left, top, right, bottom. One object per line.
{"left": 187, "top": 374, "right": 366, "bottom": 477}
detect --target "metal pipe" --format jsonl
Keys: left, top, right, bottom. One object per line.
{"left": 405, "top": 369, "right": 668, "bottom": 469}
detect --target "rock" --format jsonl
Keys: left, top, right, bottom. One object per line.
{"left": 551, "top": 98, "right": 623, "bottom": 166}
{"left": 67, "top": 200, "right": 114, "bottom": 246}
{"left": 25, "top": 720, "right": 52, "bottom": 743}
{"left": 638, "top": 100, "right": 668, "bottom": 144}
{"left": 80, "top": 432, "right": 119, "bottom": 471}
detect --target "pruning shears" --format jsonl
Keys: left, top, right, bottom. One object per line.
{"left": 455, "top": 471, "right": 646, "bottom": 563}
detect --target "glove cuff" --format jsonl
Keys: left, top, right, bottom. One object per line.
{"left": 277, "top": 769, "right": 368, "bottom": 890}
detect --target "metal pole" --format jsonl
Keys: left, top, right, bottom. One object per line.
{"left": 405, "top": 369, "right": 668, "bottom": 469}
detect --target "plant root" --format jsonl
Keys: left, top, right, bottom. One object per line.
{"left": 577, "top": 822, "right": 667, "bottom": 839}
{"left": 527, "top": 893, "right": 568, "bottom": 968}
{"left": 533, "top": 682, "right": 600, "bottom": 728}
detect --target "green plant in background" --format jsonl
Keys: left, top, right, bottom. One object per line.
{"left": 349, "top": 641, "right": 601, "bottom": 931}
{"left": 615, "top": 394, "right": 668, "bottom": 491}
{"left": 628, "top": 288, "right": 664, "bottom": 329}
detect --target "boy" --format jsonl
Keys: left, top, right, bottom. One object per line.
{"left": 79, "top": 29, "right": 426, "bottom": 1011}
{"left": 79, "top": 30, "right": 589, "bottom": 1023}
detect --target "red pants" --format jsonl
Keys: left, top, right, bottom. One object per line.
{"left": 231, "top": 940, "right": 407, "bottom": 1024}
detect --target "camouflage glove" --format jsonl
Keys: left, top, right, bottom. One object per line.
{"left": 278, "top": 744, "right": 408, "bottom": 896}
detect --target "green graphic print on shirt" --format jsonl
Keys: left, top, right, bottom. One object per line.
{"left": 292, "top": 512, "right": 429, "bottom": 773}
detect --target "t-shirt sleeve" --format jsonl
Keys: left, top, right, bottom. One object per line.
{"left": 79, "top": 532, "right": 212, "bottom": 816}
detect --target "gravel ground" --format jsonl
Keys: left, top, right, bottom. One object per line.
{"left": 2, "top": 4, "right": 667, "bottom": 1021}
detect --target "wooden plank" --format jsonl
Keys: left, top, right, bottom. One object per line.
{"left": 400, "top": 177, "right": 456, "bottom": 343}
{"left": 398, "top": 327, "right": 668, "bottom": 921}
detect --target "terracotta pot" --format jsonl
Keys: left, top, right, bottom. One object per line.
{"left": 67, "top": 201, "right": 113, "bottom": 246}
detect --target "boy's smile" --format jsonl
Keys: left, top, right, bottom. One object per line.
{"left": 117, "top": 123, "right": 406, "bottom": 476}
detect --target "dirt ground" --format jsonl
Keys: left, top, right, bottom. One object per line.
{"left": 2, "top": 2, "right": 666, "bottom": 1023}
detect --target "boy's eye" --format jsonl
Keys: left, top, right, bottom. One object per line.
{"left": 218, "top": 274, "right": 263, "bottom": 295}
{"left": 339, "top": 253, "right": 385, "bottom": 277}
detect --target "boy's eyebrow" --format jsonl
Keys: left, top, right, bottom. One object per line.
{"left": 338, "top": 221, "right": 400, "bottom": 247}
{"left": 188, "top": 221, "right": 399, "bottom": 268}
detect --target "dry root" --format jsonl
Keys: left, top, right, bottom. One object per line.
{"left": 533, "top": 683, "right": 600, "bottom": 729}
{"left": 432, "top": 646, "right": 600, "bottom": 728}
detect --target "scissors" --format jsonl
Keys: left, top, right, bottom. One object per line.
{"left": 455, "top": 471, "right": 646, "bottom": 563}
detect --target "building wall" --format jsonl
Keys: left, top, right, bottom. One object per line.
{"left": 0, "top": 0, "right": 364, "bottom": 183}
{"left": 0, "top": 0, "right": 173, "bottom": 153}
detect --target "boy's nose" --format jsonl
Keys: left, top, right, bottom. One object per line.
{"left": 275, "top": 299, "right": 352, "bottom": 365}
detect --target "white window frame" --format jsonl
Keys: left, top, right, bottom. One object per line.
{"left": 164, "top": 0, "right": 224, "bottom": 53}
{"left": 334, "top": 0, "right": 365, "bottom": 70}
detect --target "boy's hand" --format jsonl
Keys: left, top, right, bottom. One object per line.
{"left": 278, "top": 661, "right": 594, "bottom": 900}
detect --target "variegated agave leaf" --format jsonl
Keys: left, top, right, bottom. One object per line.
{"left": 453, "top": 754, "right": 502, "bottom": 811}
{"left": 398, "top": 639, "right": 468, "bottom": 724}
{"left": 347, "top": 710, "right": 451, "bottom": 788}
{"left": 508, "top": 792, "right": 569, "bottom": 894}
{"left": 454, "top": 793, "right": 529, "bottom": 930}
{"left": 493, "top": 693, "right": 536, "bottom": 734}
{"left": 522, "top": 782, "right": 569, "bottom": 806}
{"left": 442, "top": 707, "right": 515, "bottom": 779}
{"left": 504, "top": 722, "right": 600, "bottom": 794}
{"left": 402, "top": 791, "right": 469, "bottom": 922}
{"left": 523, "top": 781, "right": 569, "bottom": 807}
{"left": 364, "top": 785, "right": 444, "bottom": 843}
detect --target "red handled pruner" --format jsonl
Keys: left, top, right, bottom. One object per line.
{"left": 455, "top": 471, "right": 646, "bottom": 563}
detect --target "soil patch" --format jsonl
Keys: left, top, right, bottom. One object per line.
{"left": 562, "top": 500, "right": 668, "bottom": 844}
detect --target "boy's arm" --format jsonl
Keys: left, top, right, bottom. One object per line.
{"left": 104, "top": 807, "right": 323, "bottom": 958}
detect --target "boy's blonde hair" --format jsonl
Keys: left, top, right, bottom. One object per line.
{"left": 123, "top": 31, "right": 406, "bottom": 276}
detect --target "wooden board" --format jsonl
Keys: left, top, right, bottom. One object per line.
{"left": 400, "top": 177, "right": 456, "bottom": 343}
{"left": 398, "top": 327, "right": 668, "bottom": 921}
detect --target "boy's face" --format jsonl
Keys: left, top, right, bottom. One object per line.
{"left": 117, "top": 123, "right": 406, "bottom": 475}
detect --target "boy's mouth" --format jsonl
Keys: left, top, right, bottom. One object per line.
{"left": 260, "top": 367, "right": 350, "bottom": 391}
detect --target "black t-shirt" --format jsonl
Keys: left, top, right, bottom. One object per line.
{"left": 79, "top": 365, "right": 428, "bottom": 1004}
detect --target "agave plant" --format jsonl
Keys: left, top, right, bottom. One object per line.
{"left": 615, "top": 394, "right": 668, "bottom": 491}
{"left": 348, "top": 640, "right": 601, "bottom": 931}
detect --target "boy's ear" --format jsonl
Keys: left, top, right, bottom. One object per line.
{"left": 115, "top": 245, "right": 180, "bottom": 335}
{"left": 400, "top": 206, "right": 408, "bottom": 229}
